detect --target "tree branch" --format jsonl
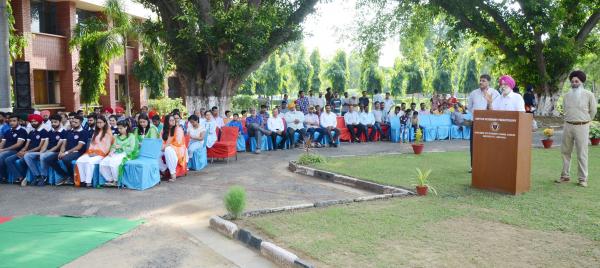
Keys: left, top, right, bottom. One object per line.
{"left": 575, "top": 10, "right": 600, "bottom": 45}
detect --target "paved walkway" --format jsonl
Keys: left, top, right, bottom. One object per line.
{"left": 0, "top": 130, "right": 562, "bottom": 267}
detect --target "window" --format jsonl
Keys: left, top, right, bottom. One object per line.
{"left": 33, "top": 70, "right": 60, "bottom": 105}
{"left": 115, "top": 75, "right": 127, "bottom": 101}
{"left": 30, "top": 0, "right": 57, "bottom": 35}
{"left": 76, "top": 9, "right": 96, "bottom": 25}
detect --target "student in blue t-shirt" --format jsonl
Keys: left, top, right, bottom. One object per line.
{"left": 0, "top": 112, "right": 11, "bottom": 139}
{"left": 28, "top": 114, "right": 65, "bottom": 186}
{"left": 5, "top": 114, "right": 48, "bottom": 185}
{"left": 50, "top": 115, "right": 89, "bottom": 186}
{"left": 0, "top": 114, "right": 28, "bottom": 183}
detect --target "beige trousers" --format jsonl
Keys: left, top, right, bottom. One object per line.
{"left": 561, "top": 123, "right": 589, "bottom": 182}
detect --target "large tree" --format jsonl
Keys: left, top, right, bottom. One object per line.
{"left": 309, "top": 48, "right": 321, "bottom": 92}
{"left": 326, "top": 50, "right": 349, "bottom": 93}
{"left": 139, "top": 0, "right": 318, "bottom": 110}
{"left": 357, "top": 0, "right": 600, "bottom": 116}
{"left": 292, "top": 46, "right": 313, "bottom": 92}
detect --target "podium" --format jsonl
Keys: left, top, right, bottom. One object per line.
{"left": 472, "top": 110, "right": 532, "bottom": 195}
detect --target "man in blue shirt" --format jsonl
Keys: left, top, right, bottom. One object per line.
{"left": 29, "top": 114, "right": 65, "bottom": 186}
{"left": 0, "top": 112, "right": 10, "bottom": 139}
{"left": 5, "top": 114, "right": 48, "bottom": 186}
{"left": 246, "top": 108, "right": 272, "bottom": 154}
{"left": 84, "top": 114, "right": 96, "bottom": 138}
{"left": 0, "top": 114, "right": 28, "bottom": 183}
{"left": 50, "top": 115, "right": 89, "bottom": 185}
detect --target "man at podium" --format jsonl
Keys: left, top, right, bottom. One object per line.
{"left": 485, "top": 75, "right": 526, "bottom": 112}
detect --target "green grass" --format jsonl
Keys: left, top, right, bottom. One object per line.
{"left": 246, "top": 147, "right": 600, "bottom": 267}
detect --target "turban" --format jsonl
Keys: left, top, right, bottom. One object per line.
{"left": 498, "top": 75, "right": 516, "bottom": 89}
{"left": 148, "top": 110, "right": 157, "bottom": 119}
{"left": 103, "top": 107, "right": 114, "bottom": 114}
{"left": 33, "top": 111, "right": 41, "bottom": 115}
{"left": 41, "top": 110, "right": 50, "bottom": 116}
{"left": 28, "top": 114, "right": 43, "bottom": 123}
{"left": 288, "top": 102, "right": 296, "bottom": 109}
{"left": 569, "top": 70, "right": 586, "bottom": 83}
{"left": 115, "top": 106, "right": 124, "bottom": 113}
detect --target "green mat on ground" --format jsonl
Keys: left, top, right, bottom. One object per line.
{"left": 0, "top": 215, "right": 142, "bottom": 268}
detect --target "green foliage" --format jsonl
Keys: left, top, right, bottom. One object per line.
{"left": 389, "top": 59, "right": 405, "bottom": 96}
{"left": 133, "top": 20, "right": 172, "bottom": 99}
{"left": 432, "top": 70, "right": 452, "bottom": 94}
{"left": 147, "top": 97, "right": 187, "bottom": 116}
{"left": 326, "top": 50, "right": 349, "bottom": 93}
{"left": 292, "top": 47, "right": 313, "bottom": 91}
{"left": 70, "top": 17, "right": 123, "bottom": 105}
{"left": 238, "top": 75, "right": 255, "bottom": 95}
{"left": 405, "top": 62, "right": 424, "bottom": 94}
{"left": 459, "top": 58, "right": 479, "bottom": 93}
{"left": 232, "top": 95, "right": 259, "bottom": 111}
{"left": 224, "top": 186, "right": 246, "bottom": 220}
{"left": 260, "top": 53, "right": 283, "bottom": 96}
{"left": 590, "top": 121, "right": 600, "bottom": 139}
{"left": 298, "top": 153, "right": 326, "bottom": 166}
{"left": 6, "top": 0, "right": 27, "bottom": 62}
{"left": 361, "top": 64, "right": 384, "bottom": 94}
{"left": 414, "top": 128, "right": 423, "bottom": 144}
{"left": 309, "top": 49, "right": 322, "bottom": 91}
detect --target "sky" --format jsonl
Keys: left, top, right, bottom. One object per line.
{"left": 302, "top": 0, "right": 400, "bottom": 68}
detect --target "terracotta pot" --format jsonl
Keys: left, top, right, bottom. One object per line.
{"left": 412, "top": 144, "right": 424, "bottom": 154}
{"left": 591, "top": 138, "right": 600, "bottom": 146}
{"left": 416, "top": 185, "right": 428, "bottom": 196}
{"left": 542, "top": 139, "right": 553, "bottom": 149}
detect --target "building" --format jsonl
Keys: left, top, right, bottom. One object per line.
{"left": 9, "top": 0, "right": 155, "bottom": 112}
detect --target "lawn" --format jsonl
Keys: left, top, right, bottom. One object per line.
{"left": 245, "top": 147, "right": 600, "bottom": 267}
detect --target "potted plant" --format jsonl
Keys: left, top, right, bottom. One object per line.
{"left": 590, "top": 121, "right": 600, "bottom": 146}
{"left": 542, "top": 128, "right": 554, "bottom": 148}
{"left": 413, "top": 168, "right": 437, "bottom": 196}
{"left": 411, "top": 128, "right": 424, "bottom": 154}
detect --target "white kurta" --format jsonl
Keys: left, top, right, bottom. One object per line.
{"left": 99, "top": 153, "right": 126, "bottom": 182}
{"left": 76, "top": 155, "right": 104, "bottom": 184}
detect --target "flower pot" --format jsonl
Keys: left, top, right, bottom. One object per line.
{"left": 412, "top": 144, "right": 424, "bottom": 154}
{"left": 416, "top": 185, "right": 428, "bottom": 196}
{"left": 591, "top": 138, "right": 600, "bottom": 146}
{"left": 542, "top": 139, "right": 553, "bottom": 149}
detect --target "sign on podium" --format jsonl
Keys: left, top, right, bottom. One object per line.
{"left": 472, "top": 110, "right": 533, "bottom": 195}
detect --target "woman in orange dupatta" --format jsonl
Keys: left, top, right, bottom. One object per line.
{"left": 160, "top": 114, "right": 187, "bottom": 182}
{"left": 75, "top": 116, "right": 113, "bottom": 187}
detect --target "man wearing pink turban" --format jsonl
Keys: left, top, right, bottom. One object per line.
{"left": 485, "top": 75, "right": 525, "bottom": 112}
{"left": 40, "top": 110, "right": 51, "bottom": 131}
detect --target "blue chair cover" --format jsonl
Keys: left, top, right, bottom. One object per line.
{"left": 250, "top": 136, "right": 269, "bottom": 152}
{"left": 6, "top": 158, "right": 33, "bottom": 183}
{"left": 285, "top": 132, "right": 302, "bottom": 149}
{"left": 236, "top": 134, "right": 246, "bottom": 152}
{"left": 419, "top": 115, "right": 435, "bottom": 142}
{"left": 121, "top": 138, "right": 162, "bottom": 190}
{"left": 389, "top": 116, "right": 401, "bottom": 143}
{"left": 188, "top": 139, "right": 208, "bottom": 171}
{"left": 463, "top": 113, "right": 473, "bottom": 140}
{"left": 450, "top": 125, "right": 463, "bottom": 139}
{"left": 314, "top": 130, "right": 340, "bottom": 145}
{"left": 435, "top": 114, "right": 452, "bottom": 140}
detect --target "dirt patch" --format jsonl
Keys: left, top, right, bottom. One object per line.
{"left": 535, "top": 116, "right": 564, "bottom": 129}
{"left": 378, "top": 217, "right": 600, "bottom": 268}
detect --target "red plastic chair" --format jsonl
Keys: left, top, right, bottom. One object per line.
{"left": 207, "top": 126, "right": 239, "bottom": 163}
{"left": 336, "top": 116, "right": 351, "bottom": 142}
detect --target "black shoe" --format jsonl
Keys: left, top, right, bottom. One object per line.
{"left": 0, "top": 178, "right": 7, "bottom": 184}
{"left": 333, "top": 143, "right": 338, "bottom": 148}
{"left": 37, "top": 176, "right": 48, "bottom": 186}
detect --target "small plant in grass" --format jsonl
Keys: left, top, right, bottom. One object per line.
{"left": 224, "top": 186, "right": 246, "bottom": 220}
{"left": 590, "top": 121, "right": 600, "bottom": 145}
{"left": 297, "top": 137, "right": 326, "bottom": 165}
{"left": 412, "top": 168, "right": 437, "bottom": 196}
{"left": 542, "top": 128, "right": 554, "bottom": 148}
{"left": 411, "top": 129, "right": 425, "bottom": 154}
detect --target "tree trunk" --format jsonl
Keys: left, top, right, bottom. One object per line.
{"left": 0, "top": 0, "right": 11, "bottom": 111}
{"left": 178, "top": 59, "right": 240, "bottom": 115}
{"left": 535, "top": 79, "right": 564, "bottom": 117}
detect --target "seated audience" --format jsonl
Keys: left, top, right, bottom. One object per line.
{"left": 187, "top": 115, "right": 206, "bottom": 158}
{"left": 267, "top": 108, "right": 287, "bottom": 150}
{"left": 53, "top": 115, "right": 89, "bottom": 186}
{"left": 25, "top": 114, "right": 64, "bottom": 186}
{"left": 6, "top": 114, "right": 47, "bottom": 185}
{"left": 344, "top": 105, "right": 362, "bottom": 143}
{"left": 202, "top": 111, "right": 218, "bottom": 148}
{"left": 135, "top": 114, "right": 160, "bottom": 143}
{"left": 158, "top": 114, "right": 186, "bottom": 182}
{"left": 99, "top": 120, "right": 137, "bottom": 186}
{"left": 76, "top": 116, "right": 113, "bottom": 187}
{"left": 284, "top": 103, "right": 306, "bottom": 148}
{"left": 109, "top": 115, "right": 119, "bottom": 135}
{"left": 304, "top": 106, "right": 321, "bottom": 146}
{"left": 246, "top": 108, "right": 271, "bottom": 154}
{"left": 359, "top": 105, "right": 376, "bottom": 142}
{"left": 318, "top": 104, "right": 340, "bottom": 147}
{"left": 151, "top": 114, "right": 163, "bottom": 133}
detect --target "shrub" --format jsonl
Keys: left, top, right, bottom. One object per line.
{"left": 590, "top": 121, "right": 600, "bottom": 139}
{"left": 148, "top": 97, "right": 187, "bottom": 116}
{"left": 232, "top": 95, "right": 259, "bottom": 111}
{"left": 543, "top": 128, "right": 554, "bottom": 139}
{"left": 414, "top": 128, "right": 423, "bottom": 144}
{"left": 224, "top": 186, "right": 246, "bottom": 219}
{"left": 297, "top": 153, "right": 326, "bottom": 166}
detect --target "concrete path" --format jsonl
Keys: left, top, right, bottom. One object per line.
{"left": 0, "top": 130, "right": 561, "bottom": 267}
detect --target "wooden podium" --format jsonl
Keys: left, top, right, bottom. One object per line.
{"left": 472, "top": 110, "right": 532, "bottom": 195}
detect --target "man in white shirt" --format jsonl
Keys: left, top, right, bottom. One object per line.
{"left": 318, "top": 92, "right": 326, "bottom": 108}
{"left": 373, "top": 90, "right": 384, "bottom": 104}
{"left": 359, "top": 105, "right": 376, "bottom": 142}
{"left": 318, "top": 104, "right": 340, "bottom": 148}
{"left": 372, "top": 102, "right": 386, "bottom": 140}
{"left": 304, "top": 106, "right": 321, "bottom": 146}
{"left": 283, "top": 103, "right": 306, "bottom": 148}
{"left": 344, "top": 104, "right": 362, "bottom": 143}
{"left": 383, "top": 92, "right": 395, "bottom": 115}
{"left": 467, "top": 74, "right": 499, "bottom": 172}
{"left": 487, "top": 75, "right": 525, "bottom": 112}
{"left": 211, "top": 107, "right": 225, "bottom": 128}
{"left": 267, "top": 108, "right": 287, "bottom": 150}
{"left": 308, "top": 90, "right": 318, "bottom": 107}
